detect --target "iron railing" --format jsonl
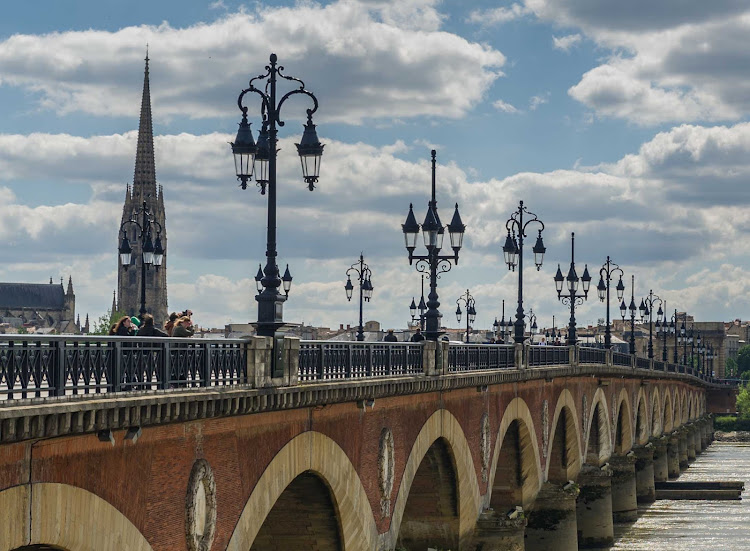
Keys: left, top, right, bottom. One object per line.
{"left": 298, "top": 341, "right": 423, "bottom": 382}
{"left": 528, "top": 345, "right": 570, "bottom": 367}
{"left": 654, "top": 360, "right": 665, "bottom": 372}
{"left": 0, "top": 335, "right": 246, "bottom": 400}
{"left": 612, "top": 352, "right": 632, "bottom": 367}
{"left": 579, "top": 347, "right": 607, "bottom": 365}
{"left": 0, "top": 334, "right": 726, "bottom": 401}
{"left": 448, "top": 344, "right": 514, "bottom": 372}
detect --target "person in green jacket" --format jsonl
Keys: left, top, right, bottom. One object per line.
{"left": 172, "top": 316, "right": 195, "bottom": 337}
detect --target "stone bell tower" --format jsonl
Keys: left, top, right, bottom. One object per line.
{"left": 117, "top": 52, "right": 168, "bottom": 324}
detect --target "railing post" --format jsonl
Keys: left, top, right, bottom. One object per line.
{"left": 201, "top": 341, "right": 211, "bottom": 387}
{"left": 517, "top": 343, "right": 526, "bottom": 369}
{"left": 571, "top": 344, "right": 579, "bottom": 368}
{"left": 423, "top": 341, "right": 438, "bottom": 376}
{"left": 386, "top": 345, "right": 393, "bottom": 376}
{"left": 113, "top": 340, "right": 123, "bottom": 392}
{"left": 160, "top": 341, "right": 170, "bottom": 389}
{"left": 282, "top": 336, "right": 300, "bottom": 386}
{"left": 366, "top": 344, "right": 373, "bottom": 377}
{"left": 346, "top": 344, "right": 353, "bottom": 378}
{"left": 606, "top": 347, "right": 613, "bottom": 368}
{"left": 246, "top": 336, "right": 273, "bottom": 387}
{"left": 53, "top": 339, "right": 65, "bottom": 397}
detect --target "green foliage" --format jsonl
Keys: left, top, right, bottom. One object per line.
{"left": 91, "top": 309, "right": 127, "bottom": 335}
{"left": 726, "top": 357, "right": 738, "bottom": 377}
{"left": 17, "top": 326, "right": 28, "bottom": 334}
{"left": 714, "top": 415, "right": 750, "bottom": 432}
{"left": 737, "top": 385, "right": 750, "bottom": 419}
{"left": 736, "top": 345, "right": 750, "bottom": 376}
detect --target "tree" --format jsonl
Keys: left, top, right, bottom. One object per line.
{"left": 726, "top": 357, "right": 738, "bottom": 378}
{"left": 737, "top": 385, "right": 750, "bottom": 419}
{"left": 91, "top": 309, "right": 127, "bottom": 335}
{"left": 737, "top": 345, "right": 750, "bottom": 377}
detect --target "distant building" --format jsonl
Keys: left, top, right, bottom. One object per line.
{"left": 117, "top": 53, "right": 168, "bottom": 324}
{"left": 0, "top": 277, "right": 76, "bottom": 333}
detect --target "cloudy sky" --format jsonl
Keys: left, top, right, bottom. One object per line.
{"left": 1, "top": 0, "right": 749, "bottom": 332}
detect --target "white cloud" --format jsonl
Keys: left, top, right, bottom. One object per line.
{"left": 522, "top": 0, "right": 750, "bottom": 124}
{"left": 0, "top": 2, "right": 505, "bottom": 124}
{"left": 466, "top": 3, "right": 531, "bottom": 26}
{"left": 529, "top": 92, "right": 549, "bottom": 110}
{"left": 493, "top": 99, "right": 520, "bottom": 114}
{"left": 552, "top": 33, "right": 581, "bottom": 52}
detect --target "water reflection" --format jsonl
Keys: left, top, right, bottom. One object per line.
{"left": 612, "top": 442, "right": 750, "bottom": 549}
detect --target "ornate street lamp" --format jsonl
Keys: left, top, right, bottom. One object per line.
{"left": 231, "top": 53, "right": 323, "bottom": 337}
{"left": 639, "top": 289, "right": 663, "bottom": 359}
{"left": 345, "top": 254, "right": 374, "bottom": 342}
{"left": 620, "top": 274, "right": 638, "bottom": 355}
{"left": 118, "top": 199, "right": 165, "bottom": 317}
{"left": 409, "top": 274, "right": 427, "bottom": 331}
{"left": 456, "top": 289, "right": 477, "bottom": 343}
{"left": 402, "top": 150, "right": 465, "bottom": 341}
{"left": 554, "top": 232, "right": 590, "bottom": 345}
{"left": 659, "top": 307, "right": 679, "bottom": 363}
{"left": 503, "top": 201, "right": 545, "bottom": 343}
{"left": 528, "top": 308, "right": 538, "bottom": 340}
{"left": 493, "top": 299, "right": 513, "bottom": 343}
{"left": 596, "top": 256, "right": 625, "bottom": 349}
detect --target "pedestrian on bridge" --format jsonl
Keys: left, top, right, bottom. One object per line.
{"left": 114, "top": 316, "right": 135, "bottom": 336}
{"left": 172, "top": 316, "right": 195, "bottom": 338}
{"left": 384, "top": 329, "right": 398, "bottom": 342}
{"left": 137, "top": 314, "right": 168, "bottom": 337}
{"left": 410, "top": 328, "right": 424, "bottom": 342}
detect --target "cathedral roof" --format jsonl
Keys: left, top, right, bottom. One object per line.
{"left": 0, "top": 283, "right": 65, "bottom": 309}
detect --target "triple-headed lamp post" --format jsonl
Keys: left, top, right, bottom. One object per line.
{"left": 402, "top": 150, "right": 466, "bottom": 341}
{"left": 118, "top": 199, "right": 165, "bottom": 317}
{"left": 493, "top": 299, "right": 513, "bottom": 343}
{"left": 619, "top": 275, "right": 637, "bottom": 355}
{"left": 456, "top": 289, "right": 477, "bottom": 343}
{"left": 596, "top": 256, "right": 625, "bottom": 349}
{"left": 231, "top": 53, "right": 324, "bottom": 337}
{"left": 502, "top": 201, "right": 546, "bottom": 343}
{"left": 639, "top": 289, "right": 663, "bottom": 359}
{"left": 409, "top": 275, "right": 427, "bottom": 331}
{"left": 658, "top": 307, "right": 678, "bottom": 363}
{"left": 345, "top": 254, "right": 374, "bottom": 342}
{"left": 554, "top": 232, "right": 591, "bottom": 345}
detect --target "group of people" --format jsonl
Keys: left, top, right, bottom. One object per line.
{"left": 109, "top": 309, "right": 195, "bottom": 337}
{"left": 382, "top": 328, "right": 565, "bottom": 345}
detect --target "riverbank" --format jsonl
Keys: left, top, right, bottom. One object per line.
{"left": 714, "top": 430, "right": 750, "bottom": 442}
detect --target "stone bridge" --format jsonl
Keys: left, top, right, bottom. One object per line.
{"left": 0, "top": 335, "right": 733, "bottom": 551}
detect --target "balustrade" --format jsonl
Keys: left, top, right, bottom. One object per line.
{"left": 0, "top": 334, "right": 725, "bottom": 402}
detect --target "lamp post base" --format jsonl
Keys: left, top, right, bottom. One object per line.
{"left": 255, "top": 292, "right": 287, "bottom": 337}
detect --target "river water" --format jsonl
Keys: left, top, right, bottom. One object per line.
{"left": 612, "top": 442, "right": 750, "bottom": 549}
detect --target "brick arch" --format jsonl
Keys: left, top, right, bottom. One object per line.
{"left": 583, "top": 387, "right": 612, "bottom": 465}
{"left": 546, "top": 389, "right": 582, "bottom": 482}
{"left": 663, "top": 389, "right": 674, "bottom": 433}
{"left": 650, "top": 386, "right": 662, "bottom": 437}
{"left": 386, "top": 409, "right": 481, "bottom": 551}
{"left": 0, "top": 483, "right": 152, "bottom": 551}
{"left": 614, "top": 388, "right": 633, "bottom": 454}
{"left": 681, "top": 389, "right": 689, "bottom": 425}
{"left": 673, "top": 388, "right": 681, "bottom": 428}
{"left": 634, "top": 386, "right": 649, "bottom": 445}
{"left": 226, "top": 431, "right": 377, "bottom": 551}
{"left": 487, "top": 397, "right": 543, "bottom": 511}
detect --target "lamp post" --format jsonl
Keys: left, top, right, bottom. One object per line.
{"left": 344, "top": 254, "right": 373, "bottom": 342}
{"left": 402, "top": 150, "right": 466, "bottom": 341}
{"left": 409, "top": 275, "right": 427, "bottom": 331}
{"left": 596, "top": 256, "right": 625, "bottom": 349}
{"left": 554, "top": 232, "right": 591, "bottom": 345}
{"left": 493, "top": 299, "right": 513, "bottom": 343}
{"left": 661, "top": 308, "right": 679, "bottom": 363}
{"left": 118, "top": 199, "right": 165, "bottom": 317}
{"left": 456, "top": 289, "right": 477, "bottom": 343}
{"left": 706, "top": 344, "right": 715, "bottom": 377}
{"left": 619, "top": 275, "right": 638, "bottom": 355}
{"left": 528, "top": 308, "right": 538, "bottom": 341}
{"left": 639, "top": 289, "right": 663, "bottom": 359}
{"left": 502, "top": 201, "right": 546, "bottom": 343}
{"left": 231, "top": 53, "right": 324, "bottom": 337}
{"left": 678, "top": 316, "right": 692, "bottom": 364}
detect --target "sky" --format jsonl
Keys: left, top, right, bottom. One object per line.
{"left": 1, "top": 0, "right": 750, "bottom": 332}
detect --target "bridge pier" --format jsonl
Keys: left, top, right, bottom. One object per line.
{"left": 667, "top": 433, "right": 681, "bottom": 478}
{"left": 652, "top": 437, "right": 669, "bottom": 483}
{"left": 525, "top": 482, "right": 579, "bottom": 551}
{"left": 687, "top": 423, "right": 700, "bottom": 461}
{"left": 609, "top": 454, "right": 638, "bottom": 523}
{"left": 575, "top": 464, "right": 614, "bottom": 549}
{"left": 472, "top": 510, "right": 527, "bottom": 551}
{"left": 700, "top": 419, "right": 710, "bottom": 450}
{"left": 678, "top": 428, "right": 689, "bottom": 470}
{"left": 633, "top": 445, "right": 656, "bottom": 503}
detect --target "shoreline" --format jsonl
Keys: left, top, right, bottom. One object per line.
{"left": 713, "top": 430, "right": 750, "bottom": 442}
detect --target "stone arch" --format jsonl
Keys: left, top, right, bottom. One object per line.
{"left": 546, "top": 389, "right": 583, "bottom": 482}
{"left": 387, "top": 409, "right": 481, "bottom": 551}
{"left": 487, "top": 397, "right": 543, "bottom": 511}
{"left": 227, "top": 431, "right": 377, "bottom": 551}
{"left": 583, "top": 387, "right": 612, "bottom": 465}
{"left": 614, "top": 388, "right": 633, "bottom": 454}
{"left": 0, "top": 483, "right": 153, "bottom": 551}
{"left": 634, "top": 387, "right": 649, "bottom": 446}
{"left": 673, "top": 388, "right": 681, "bottom": 428}
{"left": 650, "top": 387, "right": 662, "bottom": 437}
{"left": 681, "top": 389, "right": 689, "bottom": 425}
{"left": 663, "top": 389, "right": 674, "bottom": 433}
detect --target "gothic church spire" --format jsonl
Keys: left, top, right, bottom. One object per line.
{"left": 133, "top": 50, "right": 157, "bottom": 203}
